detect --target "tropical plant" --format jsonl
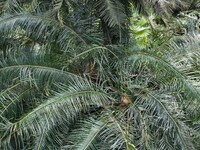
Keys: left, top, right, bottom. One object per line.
{"left": 0, "top": 0, "right": 200, "bottom": 150}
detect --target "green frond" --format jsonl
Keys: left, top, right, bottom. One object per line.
{"left": 95, "top": 0, "right": 126, "bottom": 27}
{"left": 0, "top": 0, "right": 22, "bottom": 14}
{"left": 0, "top": 83, "right": 26, "bottom": 118}
{"left": 125, "top": 50, "right": 200, "bottom": 102}
{"left": 124, "top": 103, "right": 151, "bottom": 149}
{"left": 145, "top": 91, "right": 194, "bottom": 149}
{"left": 0, "top": 13, "right": 87, "bottom": 49}
{"left": 61, "top": 118, "right": 105, "bottom": 150}
{"left": 100, "top": 110, "right": 136, "bottom": 150}
{"left": 0, "top": 78, "right": 111, "bottom": 149}
{"left": 0, "top": 0, "right": 199, "bottom": 149}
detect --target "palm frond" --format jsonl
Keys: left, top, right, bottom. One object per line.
{"left": 0, "top": 0, "right": 22, "bottom": 14}
{"left": 0, "top": 13, "right": 87, "bottom": 50}
{"left": 61, "top": 118, "right": 105, "bottom": 150}
{"left": 0, "top": 77, "right": 111, "bottom": 149}
{"left": 0, "top": 0, "right": 200, "bottom": 149}
{"left": 144, "top": 91, "right": 193, "bottom": 149}
{"left": 95, "top": 0, "right": 126, "bottom": 27}
{"left": 100, "top": 110, "right": 137, "bottom": 150}
{"left": 125, "top": 50, "right": 200, "bottom": 102}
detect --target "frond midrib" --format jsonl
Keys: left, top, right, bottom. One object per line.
{"left": 149, "top": 93, "right": 189, "bottom": 149}
{"left": 13, "top": 90, "right": 109, "bottom": 126}
{"left": 129, "top": 51, "right": 200, "bottom": 99}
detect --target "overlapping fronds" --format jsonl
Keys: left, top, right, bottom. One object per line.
{"left": 0, "top": 65, "right": 111, "bottom": 149}
{"left": 0, "top": 0, "right": 200, "bottom": 149}
{"left": 0, "top": 13, "right": 87, "bottom": 48}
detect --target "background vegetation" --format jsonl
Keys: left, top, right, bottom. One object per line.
{"left": 0, "top": 0, "right": 200, "bottom": 149}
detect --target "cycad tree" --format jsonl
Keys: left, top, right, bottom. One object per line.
{"left": 0, "top": 0, "right": 200, "bottom": 149}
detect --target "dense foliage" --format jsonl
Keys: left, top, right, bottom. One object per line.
{"left": 0, "top": 0, "right": 200, "bottom": 149}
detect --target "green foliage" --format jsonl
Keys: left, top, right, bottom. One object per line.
{"left": 0, "top": 0, "right": 200, "bottom": 150}
{"left": 96, "top": 0, "right": 126, "bottom": 27}
{"left": 130, "top": 11, "right": 151, "bottom": 48}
